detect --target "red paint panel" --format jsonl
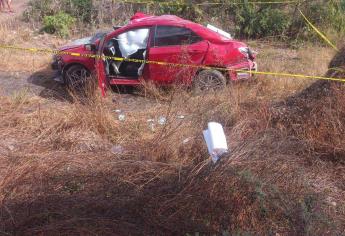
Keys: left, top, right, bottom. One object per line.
{"left": 148, "top": 41, "right": 208, "bottom": 85}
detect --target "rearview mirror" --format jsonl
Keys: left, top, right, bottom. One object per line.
{"left": 85, "top": 44, "right": 97, "bottom": 51}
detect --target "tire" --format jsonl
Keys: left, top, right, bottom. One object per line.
{"left": 64, "top": 65, "right": 91, "bottom": 91}
{"left": 193, "top": 69, "right": 227, "bottom": 93}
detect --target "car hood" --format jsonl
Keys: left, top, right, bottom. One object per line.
{"left": 59, "top": 37, "right": 92, "bottom": 51}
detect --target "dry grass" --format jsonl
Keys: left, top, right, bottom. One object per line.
{"left": 0, "top": 22, "right": 67, "bottom": 73}
{"left": 250, "top": 40, "right": 335, "bottom": 100}
{"left": 0, "top": 18, "right": 344, "bottom": 235}
{"left": 1, "top": 77, "right": 344, "bottom": 235}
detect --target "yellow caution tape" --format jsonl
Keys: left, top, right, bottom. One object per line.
{"left": 299, "top": 9, "right": 339, "bottom": 51}
{"left": 1, "top": 44, "right": 345, "bottom": 83}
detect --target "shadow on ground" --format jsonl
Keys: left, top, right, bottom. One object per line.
{"left": 27, "top": 68, "right": 73, "bottom": 102}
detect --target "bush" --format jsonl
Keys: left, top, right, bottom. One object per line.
{"left": 65, "top": 0, "right": 92, "bottom": 23}
{"left": 24, "top": 0, "right": 92, "bottom": 23}
{"left": 42, "top": 12, "right": 76, "bottom": 37}
{"left": 25, "top": 0, "right": 345, "bottom": 42}
{"left": 233, "top": 3, "right": 291, "bottom": 38}
{"left": 153, "top": 0, "right": 204, "bottom": 22}
{"left": 288, "top": 0, "right": 345, "bottom": 44}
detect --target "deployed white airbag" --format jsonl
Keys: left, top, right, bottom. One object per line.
{"left": 117, "top": 28, "right": 149, "bottom": 58}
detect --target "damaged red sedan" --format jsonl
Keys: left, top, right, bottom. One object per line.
{"left": 52, "top": 12, "right": 257, "bottom": 93}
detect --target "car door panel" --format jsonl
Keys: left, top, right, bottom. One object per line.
{"left": 148, "top": 26, "right": 208, "bottom": 85}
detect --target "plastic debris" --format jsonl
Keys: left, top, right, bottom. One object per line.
{"left": 203, "top": 122, "right": 229, "bottom": 163}
{"left": 177, "top": 115, "right": 185, "bottom": 119}
{"left": 7, "top": 145, "right": 15, "bottom": 151}
{"left": 157, "top": 116, "right": 167, "bottom": 125}
{"left": 147, "top": 119, "right": 155, "bottom": 131}
{"left": 118, "top": 113, "right": 126, "bottom": 121}
{"left": 111, "top": 145, "right": 124, "bottom": 155}
{"left": 182, "top": 137, "right": 192, "bottom": 144}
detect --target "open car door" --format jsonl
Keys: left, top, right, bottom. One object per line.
{"left": 96, "top": 34, "right": 107, "bottom": 97}
{"left": 103, "top": 28, "right": 151, "bottom": 86}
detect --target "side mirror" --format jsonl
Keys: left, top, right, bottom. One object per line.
{"left": 85, "top": 44, "right": 97, "bottom": 51}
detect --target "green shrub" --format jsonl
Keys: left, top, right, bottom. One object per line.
{"left": 288, "top": 0, "right": 345, "bottom": 43}
{"left": 25, "top": 0, "right": 345, "bottom": 43}
{"left": 233, "top": 3, "right": 290, "bottom": 38}
{"left": 23, "top": 0, "right": 54, "bottom": 22}
{"left": 323, "top": 0, "right": 345, "bottom": 34}
{"left": 153, "top": 0, "right": 203, "bottom": 22}
{"left": 65, "top": 0, "right": 92, "bottom": 23}
{"left": 43, "top": 12, "right": 76, "bottom": 37}
{"left": 25, "top": 0, "right": 92, "bottom": 23}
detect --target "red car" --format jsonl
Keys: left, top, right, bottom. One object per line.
{"left": 52, "top": 12, "right": 257, "bottom": 94}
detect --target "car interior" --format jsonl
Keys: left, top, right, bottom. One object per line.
{"left": 104, "top": 28, "right": 149, "bottom": 78}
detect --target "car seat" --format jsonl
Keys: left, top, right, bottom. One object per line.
{"left": 104, "top": 39, "right": 122, "bottom": 75}
{"left": 119, "top": 49, "right": 146, "bottom": 77}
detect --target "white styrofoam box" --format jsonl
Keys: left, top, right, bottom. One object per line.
{"left": 203, "top": 122, "right": 228, "bottom": 163}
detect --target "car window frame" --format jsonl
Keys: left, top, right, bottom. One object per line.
{"left": 152, "top": 25, "right": 204, "bottom": 48}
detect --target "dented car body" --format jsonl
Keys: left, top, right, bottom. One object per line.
{"left": 52, "top": 13, "right": 257, "bottom": 93}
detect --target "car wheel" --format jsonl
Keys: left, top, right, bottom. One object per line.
{"left": 193, "top": 69, "right": 227, "bottom": 92}
{"left": 64, "top": 65, "right": 91, "bottom": 91}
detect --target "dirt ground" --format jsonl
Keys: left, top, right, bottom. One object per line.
{"left": 0, "top": 0, "right": 46, "bottom": 96}
{"left": 0, "top": 0, "right": 29, "bottom": 22}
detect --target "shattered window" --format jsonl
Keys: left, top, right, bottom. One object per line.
{"left": 154, "top": 26, "right": 202, "bottom": 47}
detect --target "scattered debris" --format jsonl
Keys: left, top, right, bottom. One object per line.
{"left": 147, "top": 119, "right": 155, "bottom": 131}
{"left": 0, "top": 138, "right": 17, "bottom": 152}
{"left": 7, "top": 144, "right": 15, "bottom": 151}
{"left": 157, "top": 116, "right": 167, "bottom": 125}
{"left": 182, "top": 137, "right": 192, "bottom": 144}
{"left": 114, "top": 110, "right": 126, "bottom": 121}
{"left": 111, "top": 145, "right": 124, "bottom": 155}
{"left": 118, "top": 113, "right": 126, "bottom": 121}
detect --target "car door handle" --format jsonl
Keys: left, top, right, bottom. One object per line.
{"left": 188, "top": 49, "right": 203, "bottom": 53}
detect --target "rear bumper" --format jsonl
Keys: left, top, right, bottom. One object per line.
{"left": 228, "top": 60, "right": 257, "bottom": 81}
